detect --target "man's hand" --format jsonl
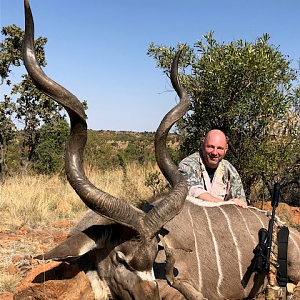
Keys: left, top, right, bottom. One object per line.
{"left": 197, "top": 192, "right": 223, "bottom": 203}
{"left": 197, "top": 193, "right": 248, "bottom": 209}
{"left": 230, "top": 198, "right": 248, "bottom": 209}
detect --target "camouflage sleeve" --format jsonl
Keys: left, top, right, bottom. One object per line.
{"left": 178, "top": 159, "right": 202, "bottom": 191}
{"left": 228, "top": 166, "right": 247, "bottom": 202}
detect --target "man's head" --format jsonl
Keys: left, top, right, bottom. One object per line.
{"left": 201, "top": 129, "right": 228, "bottom": 169}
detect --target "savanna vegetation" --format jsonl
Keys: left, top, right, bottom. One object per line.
{"left": 1, "top": 25, "right": 300, "bottom": 220}
{"left": 0, "top": 24, "right": 181, "bottom": 182}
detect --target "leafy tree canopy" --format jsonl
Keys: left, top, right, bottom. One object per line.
{"left": 0, "top": 25, "right": 67, "bottom": 175}
{"left": 0, "top": 24, "right": 47, "bottom": 85}
{"left": 32, "top": 119, "right": 70, "bottom": 174}
{"left": 148, "top": 32, "right": 300, "bottom": 201}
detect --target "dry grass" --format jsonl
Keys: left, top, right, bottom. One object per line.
{"left": 0, "top": 162, "right": 166, "bottom": 293}
{"left": 0, "top": 173, "right": 81, "bottom": 231}
{"left": 0, "top": 162, "right": 163, "bottom": 231}
{"left": 0, "top": 274, "right": 22, "bottom": 294}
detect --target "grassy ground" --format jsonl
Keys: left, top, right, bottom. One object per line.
{"left": 0, "top": 162, "right": 165, "bottom": 293}
{"left": 0, "top": 163, "right": 162, "bottom": 230}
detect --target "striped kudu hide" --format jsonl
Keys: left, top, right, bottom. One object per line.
{"left": 155, "top": 197, "right": 300, "bottom": 299}
{"left": 22, "top": 0, "right": 300, "bottom": 299}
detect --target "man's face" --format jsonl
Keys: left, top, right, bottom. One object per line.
{"left": 201, "top": 131, "right": 228, "bottom": 168}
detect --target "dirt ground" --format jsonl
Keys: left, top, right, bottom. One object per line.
{"left": 0, "top": 220, "right": 72, "bottom": 296}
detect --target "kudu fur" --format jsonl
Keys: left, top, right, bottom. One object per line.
{"left": 23, "top": 1, "right": 300, "bottom": 299}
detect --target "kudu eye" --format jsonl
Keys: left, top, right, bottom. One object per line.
{"left": 115, "top": 251, "right": 136, "bottom": 271}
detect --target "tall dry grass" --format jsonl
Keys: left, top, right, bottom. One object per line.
{"left": 0, "top": 162, "right": 165, "bottom": 231}
{"left": 0, "top": 162, "right": 167, "bottom": 293}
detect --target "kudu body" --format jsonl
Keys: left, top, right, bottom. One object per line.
{"left": 23, "top": 1, "right": 300, "bottom": 299}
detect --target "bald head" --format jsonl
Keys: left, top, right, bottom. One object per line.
{"left": 201, "top": 130, "right": 228, "bottom": 168}
{"left": 204, "top": 130, "right": 227, "bottom": 145}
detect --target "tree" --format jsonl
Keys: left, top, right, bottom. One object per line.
{"left": 0, "top": 95, "right": 16, "bottom": 182}
{"left": 147, "top": 32, "right": 300, "bottom": 202}
{"left": 0, "top": 25, "right": 46, "bottom": 85}
{"left": 12, "top": 74, "right": 65, "bottom": 169}
{"left": 32, "top": 119, "right": 70, "bottom": 174}
{"left": 1, "top": 25, "right": 66, "bottom": 174}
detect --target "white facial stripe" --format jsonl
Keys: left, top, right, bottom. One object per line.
{"left": 135, "top": 269, "right": 155, "bottom": 281}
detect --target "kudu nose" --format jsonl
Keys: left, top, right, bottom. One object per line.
{"left": 132, "top": 280, "right": 160, "bottom": 299}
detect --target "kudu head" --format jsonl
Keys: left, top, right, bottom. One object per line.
{"left": 22, "top": 0, "right": 190, "bottom": 298}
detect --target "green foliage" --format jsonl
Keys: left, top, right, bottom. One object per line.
{"left": 11, "top": 75, "right": 65, "bottom": 165}
{"left": 0, "top": 25, "right": 47, "bottom": 85}
{"left": 0, "top": 95, "right": 16, "bottom": 180}
{"left": 85, "top": 131, "right": 152, "bottom": 169}
{"left": 31, "top": 119, "right": 70, "bottom": 174}
{"left": 1, "top": 24, "right": 67, "bottom": 176}
{"left": 83, "top": 130, "right": 181, "bottom": 171}
{"left": 148, "top": 32, "right": 300, "bottom": 202}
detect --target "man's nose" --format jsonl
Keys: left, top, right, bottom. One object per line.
{"left": 212, "top": 148, "right": 218, "bottom": 155}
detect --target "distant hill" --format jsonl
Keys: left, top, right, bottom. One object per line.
{"left": 5, "top": 129, "right": 183, "bottom": 175}
{"left": 84, "top": 130, "right": 182, "bottom": 170}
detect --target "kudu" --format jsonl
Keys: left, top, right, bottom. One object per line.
{"left": 23, "top": 1, "right": 300, "bottom": 299}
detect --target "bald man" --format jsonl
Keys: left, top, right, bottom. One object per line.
{"left": 179, "top": 129, "right": 247, "bottom": 208}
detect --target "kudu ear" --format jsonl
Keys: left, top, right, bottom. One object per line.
{"left": 159, "top": 228, "right": 192, "bottom": 253}
{"left": 36, "top": 225, "right": 114, "bottom": 261}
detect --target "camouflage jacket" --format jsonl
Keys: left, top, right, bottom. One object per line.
{"left": 178, "top": 152, "right": 246, "bottom": 202}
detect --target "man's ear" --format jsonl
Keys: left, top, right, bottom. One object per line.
{"left": 201, "top": 139, "right": 205, "bottom": 150}
{"left": 224, "top": 143, "right": 228, "bottom": 154}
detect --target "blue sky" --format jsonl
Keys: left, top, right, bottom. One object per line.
{"left": 1, "top": 0, "right": 299, "bottom": 132}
